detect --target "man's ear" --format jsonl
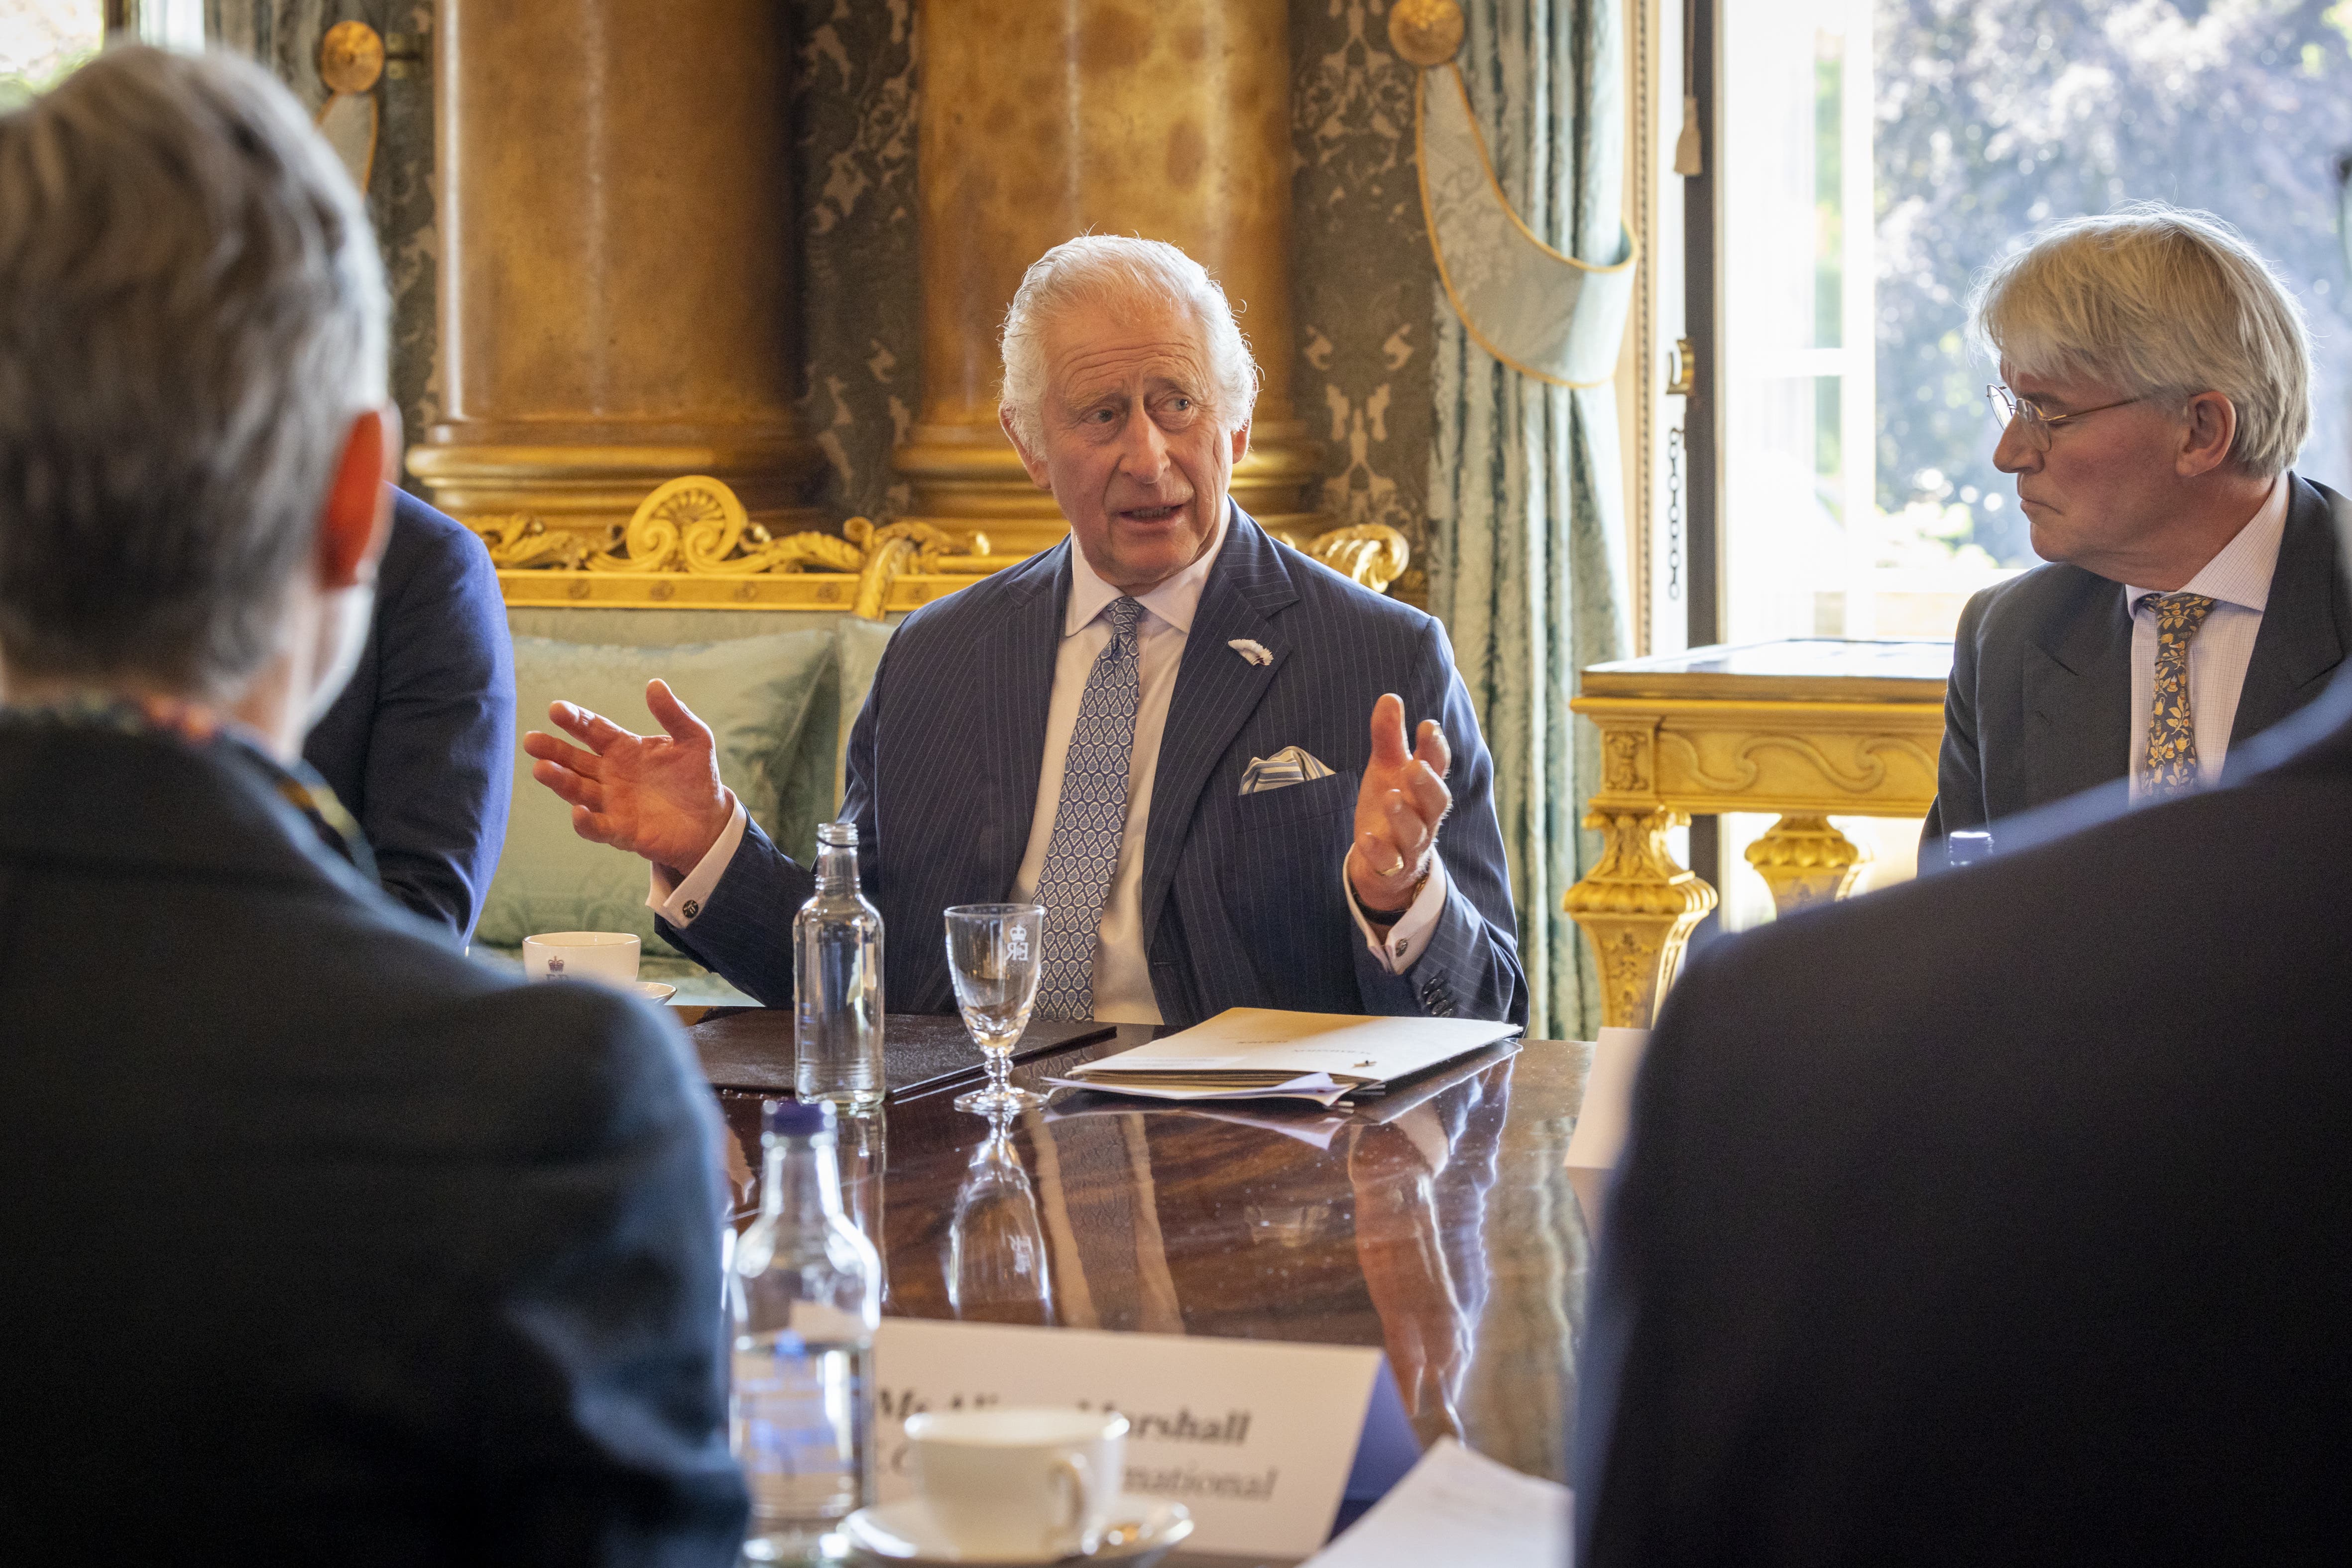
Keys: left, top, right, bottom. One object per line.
{"left": 317, "top": 405, "right": 397, "bottom": 590}
{"left": 2176, "top": 391, "right": 2238, "bottom": 480}
{"left": 1228, "top": 415, "right": 1252, "bottom": 468}
{"left": 999, "top": 405, "right": 1054, "bottom": 489}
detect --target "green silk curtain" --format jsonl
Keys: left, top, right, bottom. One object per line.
{"left": 1428, "top": 0, "right": 1631, "bottom": 1043}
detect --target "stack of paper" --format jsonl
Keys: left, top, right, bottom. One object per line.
{"left": 1300, "top": 1438, "right": 1571, "bottom": 1567}
{"left": 1048, "top": 1008, "right": 1522, "bottom": 1105}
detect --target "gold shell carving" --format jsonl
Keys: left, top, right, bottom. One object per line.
{"left": 464, "top": 476, "right": 995, "bottom": 620}
{"left": 1388, "top": 0, "right": 1466, "bottom": 68}
{"left": 1306, "top": 523, "right": 1412, "bottom": 596}
{"left": 319, "top": 21, "right": 386, "bottom": 96}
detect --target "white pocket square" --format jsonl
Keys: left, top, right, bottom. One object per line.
{"left": 1239, "top": 746, "right": 1335, "bottom": 794}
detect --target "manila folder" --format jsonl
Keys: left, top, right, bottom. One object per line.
{"left": 1062, "top": 1007, "right": 1521, "bottom": 1091}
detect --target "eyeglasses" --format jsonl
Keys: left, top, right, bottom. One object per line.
{"left": 1985, "top": 384, "right": 2141, "bottom": 452}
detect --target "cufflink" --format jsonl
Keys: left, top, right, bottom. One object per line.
{"left": 682, "top": 898, "right": 701, "bottom": 919}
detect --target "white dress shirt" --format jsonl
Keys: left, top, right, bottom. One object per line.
{"left": 2123, "top": 476, "right": 2289, "bottom": 799}
{"left": 653, "top": 511, "right": 1446, "bottom": 1021}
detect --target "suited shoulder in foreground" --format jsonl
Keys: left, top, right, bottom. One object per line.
{"left": 1573, "top": 681, "right": 2352, "bottom": 1562}
{"left": 527, "top": 236, "right": 1527, "bottom": 1028}
{"left": 303, "top": 484, "right": 516, "bottom": 944}
{"left": 0, "top": 48, "right": 744, "bottom": 1559}
{"left": 1927, "top": 205, "right": 2350, "bottom": 853}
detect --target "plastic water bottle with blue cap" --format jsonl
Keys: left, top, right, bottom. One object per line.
{"left": 730, "top": 1098, "right": 883, "bottom": 1563}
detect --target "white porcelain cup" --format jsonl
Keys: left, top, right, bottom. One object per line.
{"left": 522, "top": 931, "right": 641, "bottom": 988}
{"left": 904, "top": 1407, "right": 1127, "bottom": 1561}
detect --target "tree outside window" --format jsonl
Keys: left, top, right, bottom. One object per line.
{"left": 0, "top": 1, "right": 104, "bottom": 112}
{"left": 1878, "top": 0, "right": 2352, "bottom": 569}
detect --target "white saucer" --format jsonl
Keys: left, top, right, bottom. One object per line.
{"left": 841, "top": 1497, "right": 1192, "bottom": 1567}
{"left": 631, "top": 980, "right": 677, "bottom": 1003}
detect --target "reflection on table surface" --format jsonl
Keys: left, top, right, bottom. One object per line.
{"left": 706, "top": 1018, "right": 1595, "bottom": 1538}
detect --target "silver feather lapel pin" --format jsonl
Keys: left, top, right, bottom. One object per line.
{"left": 1228, "top": 638, "right": 1273, "bottom": 666}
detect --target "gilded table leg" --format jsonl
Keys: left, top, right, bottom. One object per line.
{"left": 1743, "top": 813, "right": 1868, "bottom": 916}
{"left": 1565, "top": 809, "right": 1719, "bottom": 1029}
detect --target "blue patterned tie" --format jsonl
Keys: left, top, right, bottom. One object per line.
{"left": 2145, "top": 591, "right": 2218, "bottom": 794}
{"left": 1033, "top": 596, "right": 1144, "bottom": 1020}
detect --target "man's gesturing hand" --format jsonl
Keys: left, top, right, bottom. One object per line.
{"left": 521, "top": 679, "right": 736, "bottom": 879}
{"left": 1349, "top": 692, "right": 1452, "bottom": 921}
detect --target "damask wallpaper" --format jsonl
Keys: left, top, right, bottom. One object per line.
{"left": 210, "top": 0, "right": 1437, "bottom": 571}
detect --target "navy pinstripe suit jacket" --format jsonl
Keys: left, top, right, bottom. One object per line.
{"left": 659, "top": 507, "right": 1528, "bottom": 1028}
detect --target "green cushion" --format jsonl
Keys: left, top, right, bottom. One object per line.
{"left": 477, "top": 627, "right": 835, "bottom": 955}
{"left": 833, "top": 616, "right": 899, "bottom": 805}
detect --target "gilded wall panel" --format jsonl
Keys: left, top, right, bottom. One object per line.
{"left": 215, "top": 0, "right": 1435, "bottom": 546}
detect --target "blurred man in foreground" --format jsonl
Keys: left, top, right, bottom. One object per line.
{"left": 1925, "top": 205, "right": 2350, "bottom": 859}
{"left": 1574, "top": 603, "right": 2352, "bottom": 1554}
{"left": 0, "top": 47, "right": 744, "bottom": 1559}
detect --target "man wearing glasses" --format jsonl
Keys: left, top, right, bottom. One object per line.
{"left": 1922, "top": 204, "right": 2351, "bottom": 860}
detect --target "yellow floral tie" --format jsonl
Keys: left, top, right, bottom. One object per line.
{"left": 2145, "top": 591, "right": 2218, "bottom": 793}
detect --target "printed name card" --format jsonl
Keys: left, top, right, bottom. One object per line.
{"left": 871, "top": 1318, "right": 1385, "bottom": 1557}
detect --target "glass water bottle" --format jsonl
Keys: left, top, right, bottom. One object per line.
{"left": 794, "top": 820, "right": 884, "bottom": 1107}
{"left": 730, "top": 1098, "right": 883, "bottom": 1563}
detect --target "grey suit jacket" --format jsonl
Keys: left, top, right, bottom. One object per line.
{"left": 660, "top": 506, "right": 1528, "bottom": 1027}
{"left": 1923, "top": 474, "right": 2351, "bottom": 854}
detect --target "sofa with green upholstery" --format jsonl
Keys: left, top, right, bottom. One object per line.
{"left": 470, "top": 606, "right": 898, "bottom": 1004}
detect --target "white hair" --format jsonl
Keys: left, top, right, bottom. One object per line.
{"left": 998, "top": 235, "right": 1261, "bottom": 451}
{"left": 1972, "top": 203, "right": 2311, "bottom": 477}
{"left": 0, "top": 45, "right": 388, "bottom": 697}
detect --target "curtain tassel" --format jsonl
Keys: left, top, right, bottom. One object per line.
{"left": 1673, "top": 93, "right": 1702, "bottom": 177}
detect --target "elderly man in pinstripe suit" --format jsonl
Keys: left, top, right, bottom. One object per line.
{"left": 526, "top": 236, "right": 1527, "bottom": 1029}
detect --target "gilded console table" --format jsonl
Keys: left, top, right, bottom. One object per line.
{"left": 1565, "top": 640, "right": 1953, "bottom": 1029}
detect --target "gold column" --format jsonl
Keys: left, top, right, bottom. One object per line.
{"left": 897, "top": 0, "right": 1326, "bottom": 557}
{"left": 408, "top": 0, "right": 821, "bottom": 536}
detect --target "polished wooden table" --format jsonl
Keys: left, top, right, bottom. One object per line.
{"left": 1565, "top": 638, "right": 1952, "bottom": 1028}
{"left": 688, "top": 1011, "right": 1593, "bottom": 1568}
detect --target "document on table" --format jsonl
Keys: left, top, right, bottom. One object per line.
{"left": 1048, "top": 1008, "right": 1522, "bottom": 1104}
{"left": 1299, "top": 1438, "right": 1571, "bottom": 1568}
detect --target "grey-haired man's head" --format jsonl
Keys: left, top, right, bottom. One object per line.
{"left": 0, "top": 44, "right": 390, "bottom": 725}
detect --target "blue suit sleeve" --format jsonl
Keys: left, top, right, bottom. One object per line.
{"left": 654, "top": 635, "right": 889, "bottom": 1007}
{"left": 332, "top": 495, "right": 515, "bottom": 941}
{"left": 1350, "top": 621, "right": 1529, "bottom": 1027}
{"left": 655, "top": 815, "right": 815, "bottom": 1009}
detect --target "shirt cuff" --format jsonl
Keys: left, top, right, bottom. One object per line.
{"left": 648, "top": 797, "right": 747, "bottom": 928}
{"left": 1344, "top": 849, "right": 1451, "bottom": 975}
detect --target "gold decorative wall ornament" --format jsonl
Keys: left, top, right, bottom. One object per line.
{"left": 314, "top": 21, "right": 384, "bottom": 194}
{"left": 1399, "top": 17, "right": 1639, "bottom": 388}
{"left": 472, "top": 478, "right": 1411, "bottom": 613}
{"left": 1305, "top": 524, "right": 1412, "bottom": 596}
{"left": 1565, "top": 640, "right": 1953, "bottom": 1028}
{"left": 319, "top": 20, "right": 386, "bottom": 93}
{"left": 469, "top": 476, "right": 995, "bottom": 617}
{"left": 1387, "top": 0, "right": 1466, "bottom": 66}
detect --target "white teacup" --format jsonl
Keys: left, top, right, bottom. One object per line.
{"left": 904, "top": 1407, "right": 1127, "bottom": 1562}
{"left": 522, "top": 931, "right": 641, "bottom": 988}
